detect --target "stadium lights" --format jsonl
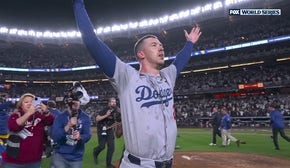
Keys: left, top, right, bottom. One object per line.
{"left": 180, "top": 70, "right": 192, "bottom": 74}
{"left": 5, "top": 80, "right": 29, "bottom": 83}
{"left": 33, "top": 81, "right": 52, "bottom": 84}
{"left": 28, "top": 30, "right": 35, "bottom": 36}
{"left": 9, "top": 28, "right": 17, "bottom": 35}
{"left": 191, "top": 7, "right": 201, "bottom": 15}
{"left": 276, "top": 57, "right": 290, "bottom": 62}
{"left": 139, "top": 20, "right": 149, "bottom": 28}
{"left": 0, "top": 0, "right": 251, "bottom": 40}
{"left": 0, "top": 27, "right": 8, "bottom": 33}
{"left": 148, "top": 19, "right": 159, "bottom": 26}
{"left": 213, "top": 2, "right": 223, "bottom": 10}
{"left": 202, "top": 3, "right": 213, "bottom": 12}
{"left": 230, "top": 61, "right": 264, "bottom": 67}
{"left": 193, "top": 65, "right": 229, "bottom": 72}
{"left": 81, "top": 79, "right": 99, "bottom": 83}
{"left": 129, "top": 22, "right": 139, "bottom": 29}
{"left": 57, "top": 81, "right": 75, "bottom": 84}
{"left": 103, "top": 26, "right": 111, "bottom": 33}
{"left": 225, "top": 0, "right": 248, "bottom": 6}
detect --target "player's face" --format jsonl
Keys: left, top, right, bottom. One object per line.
{"left": 142, "top": 37, "right": 165, "bottom": 68}
{"left": 71, "top": 100, "right": 80, "bottom": 110}
{"left": 213, "top": 107, "right": 218, "bottom": 113}
{"left": 221, "top": 108, "right": 227, "bottom": 115}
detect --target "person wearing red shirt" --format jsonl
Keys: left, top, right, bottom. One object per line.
{"left": 2, "top": 93, "right": 54, "bottom": 168}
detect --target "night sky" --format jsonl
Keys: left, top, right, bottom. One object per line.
{"left": 0, "top": 0, "right": 199, "bottom": 30}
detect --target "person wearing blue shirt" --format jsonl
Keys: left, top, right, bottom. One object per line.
{"left": 45, "top": 100, "right": 61, "bottom": 167}
{"left": 0, "top": 99, "right": 15, "bottom": 166}
{"left": 0, "top": 99, "right": 15, "bottom": 144}
{"left": 269, "top": 100, "right": 290, "bottom": 150}
{"left": 51, "top": 98, "right": 91, "bottom": 168}
{"left": 221, "top": 106, "right": 242, "bottom": 147}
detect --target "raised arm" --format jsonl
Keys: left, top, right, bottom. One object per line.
{"left": 172, "top": 26, "right": 201, "bottom": 76}
{"left": 73, "top": 0, "right": 116, "bottom": 78}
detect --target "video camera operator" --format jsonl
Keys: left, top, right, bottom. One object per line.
{"left": 51, "top": 82, "right": 91, "bottom": 168}
{"left": 93, "top": 97, "right": 121, "bottom": 168}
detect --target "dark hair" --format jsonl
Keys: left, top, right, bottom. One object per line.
{"left": 270, "top": 99, "right": 280, "bottom": 109}
{"left": 221, "top": 106, "right": 227, "bottom": 111}
{"left": 47, "top": 100, "right": 57, "bottom": 108}
{"left": 108, "top": 97, "right": 116, "bottom": 103}
{"left": 134, "top": 34, "right": 158, "bottom": 56}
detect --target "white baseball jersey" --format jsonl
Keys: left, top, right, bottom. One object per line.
{"left": 110, "top": 59, "right": 177, "bottom": 162}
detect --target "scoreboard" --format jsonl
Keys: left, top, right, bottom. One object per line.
{"left": 238, "top": 82, "right": 264, "bottom": 90}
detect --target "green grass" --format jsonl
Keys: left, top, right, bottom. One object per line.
{"left": 41, "top": 128, "right": 290, "bottom": 168}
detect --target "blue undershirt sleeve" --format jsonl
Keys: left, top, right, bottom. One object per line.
{"left": 172, "top": 41, "right": 194, "bottom": 77}
{"left": 73, "top": 0, "right": 116, "bottom": 78}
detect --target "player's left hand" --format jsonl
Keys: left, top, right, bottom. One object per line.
{"left": 184, "top": 25, "right": 202, "bottom": 44}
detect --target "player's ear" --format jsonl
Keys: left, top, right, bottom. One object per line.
{"left": 136, "top": 50, "right": 145, "bottom": 59}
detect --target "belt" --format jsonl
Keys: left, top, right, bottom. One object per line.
{"left": 128, "top": 153, "right": 173, "bottom": 168}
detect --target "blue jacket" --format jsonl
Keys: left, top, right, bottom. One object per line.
{"left": 270, "top": 109, "right": 285, "bottom": 129}
{"left": 52, "top": 109, "right": 91, "bottom": 161}
{"left": 221, "top": 113, "right": 232, "bottom": 130}
{"left": 0, "top": 101, "right": 13, "bottom": 135}
{"left": 47, "top": 108, "right": 61, "bottom": 135}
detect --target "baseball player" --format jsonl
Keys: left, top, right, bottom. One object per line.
{"left": 73, "top": 0, "right": 201, "bottom": 167}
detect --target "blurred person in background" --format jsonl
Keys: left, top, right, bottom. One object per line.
{"left": 221, "top": 106, "right": 245, "bottom": 147}
{"left": 0, "top": 94, "right": 16, "bottom": 144}
{"left": 209, "top": 106, "right": 222, "bottom": 146}
{"left": 269, "top": 99, "right": 290, "bottom": 150}
{"left": 93, "top": 97, "right": 121, "bottom": 168}
{"left": 0, "top": 94, "right": 16, "bottom": 167}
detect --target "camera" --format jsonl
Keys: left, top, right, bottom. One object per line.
{"left": 33, "top": 97, "right": 42, "bottom": 107}
{"left": 101, "top": 125, "right": 107, "bottom": 136}
{"left": 63, "top": 81, "right": 90, "bottom": 107}
{"left": 63, "top": 82, "right": 89, "bottom": 133}
{"left": 100, "top": 107, "right": 121, "bottom": 136}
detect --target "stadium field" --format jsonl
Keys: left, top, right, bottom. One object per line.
{"left": 41, "top": 128, "right": 290, "bottom": 168}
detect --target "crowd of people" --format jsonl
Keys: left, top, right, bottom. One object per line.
{"left": 1, "top": 61, "right": 290, "bottom": 129}
{"left": 1, "top": 60, "right": 289, "bottom": 99}
{"left": 176, "top": 93, "right": 290, "bottom": 127}
{"left": 0, "top": 1, "right": 289, "bottom": 168}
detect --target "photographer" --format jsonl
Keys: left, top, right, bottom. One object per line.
{"left": 93, "top": 97, "right": 121, "bottom": 168}
{"left": 51, "top": 82, "right": 91, "bottom": 168}
{"left": 2, "top": 93, "right": 54, "bottom": 168}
